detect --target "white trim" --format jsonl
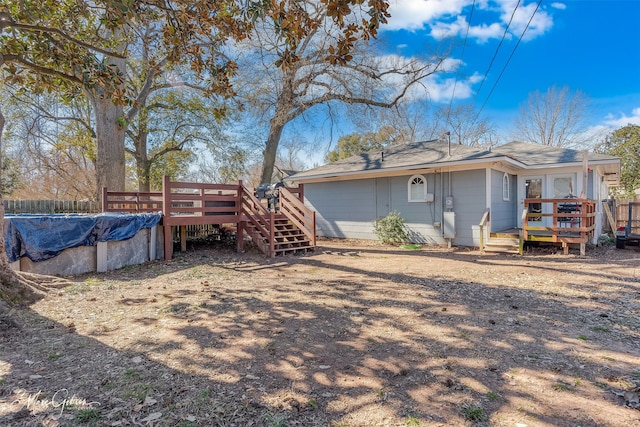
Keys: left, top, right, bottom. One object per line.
{"left": 286, "top": 156, "right": 620, "bottom": 184}
{"left": 408, "top": 174, "right": 428, "bottom": 202}
{"left": 502, "top": 172, "right": 510, "bottom": 201}
{"left": 486, "top": 168, "right": 491, "bottom": 209}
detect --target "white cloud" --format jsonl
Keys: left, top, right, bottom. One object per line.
{"left": 385, "top": 0, "right": 469, "bottom": 31}
{"left": 551, "top": 2, "right": 567, "bottom": 10}
{"left": 385, "top": 0, "right": 556, "bottom": 43}
{"left": 430, "top": 16, "right": 504, "bottom": 43}
{"left": 372, "top": 54, "right": 478, "bottom": 103}
{"left": 576, "top": 107, "right": 640, "bottom": 147}
{"left": 505, "top": 2, "right": 554, "bottom": 41}
{"left": 604, "top": 107, "right": 640, "bottom": 127}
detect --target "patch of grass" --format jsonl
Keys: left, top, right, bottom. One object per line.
{"left": 401, "top": 244, "right": 422, "bottom": 250}
{"left": 462, "top": 405, "right": 486, "bottom": 422}
{"left": 123, "top": 368, "right": 141, "bottom": 381}
{"left": 85, "top": 277, "right": 102, "bottom": 286}
{"left": 0, "top": 378, "right": 5, "bottom": 385}
{"left": 406, "top": 415, "right": 421, "bottom": 426}
{"left": 486, "top": 391, "right": 499, "bottom": 400}
{"left": 552, "top": 382, "right": 571, "bottom": 391}
{"left": 74, "top": 408, "right": 101, "bottom": 425}
{"left": 308, "top": 398, "right": 318, "bottom": 409}
{"left": 66, "top": 283, "right": 91, "bottom": 295}
{"left": 48, "top": 352, "right": 61, "bottom": 360}
{"left": 199, "top": 388, "right": 211, "bottom": 400}
{"left": 577, "top": 335, "right": 589, "bottom": 341}
{"left": 122, "top": 383, "right": 152, "bottom": 400}
{"left": 264, "top": 413, "right": 287, "bottom": 427}
{"left": 592, "top": 326, "right": 609, "bottom": 332}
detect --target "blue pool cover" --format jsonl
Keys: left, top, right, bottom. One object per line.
{"left": 5, "top": 212, "right": 162, "bottom": 263}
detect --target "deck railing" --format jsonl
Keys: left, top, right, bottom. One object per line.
{"left": 279, "top": 187, "right": 316, "bottom": 248}
{"left": 102, "top": 189, "right": 163, "bottom": 213}
{"left": 523, "top": 198, "right": 596, "bottom": 253}
{"left": 103, "top": 178, "right": 315, "bottom": 259}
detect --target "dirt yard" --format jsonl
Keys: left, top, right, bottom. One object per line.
{"left": 1, "top": 239, "right": 639, "bottom": 426}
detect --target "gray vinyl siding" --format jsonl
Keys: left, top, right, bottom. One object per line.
{"left": 303, "top": 169, "right": 487, "bottom": 247}
{"left": 304, "top": 180, "right": 378, "bottom": 239}
{"left": 388, "top": 173, "right": 444, "bottom": 244}
{"left": 490, "top": 170, "right": 517, "bottom": 231}
{"left": 448, "top": 169, "right": 486, "bottom": 246}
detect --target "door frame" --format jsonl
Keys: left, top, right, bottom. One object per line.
{"left": 518, "top": 175, "right": 546, "bottom": 228}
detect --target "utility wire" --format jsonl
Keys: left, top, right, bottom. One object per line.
{"left": 445, "top": 0, "right": 476, "bottom": 123}
{"left": 474, "top": 0, "right": 542, "bottom": 123}
{"left": 472, "top": 0, "right": 521, "bottom": 105}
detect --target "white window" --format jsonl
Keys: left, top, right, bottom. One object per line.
{"left": 502, "top": 173, "right": 510, "bottom": 201}
{"left": 408, "top": 175, "right": 427, "bottom": 202}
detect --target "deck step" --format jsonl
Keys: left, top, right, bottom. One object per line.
{"left": 483, "top": 237, "right": 521, "bottom": 254}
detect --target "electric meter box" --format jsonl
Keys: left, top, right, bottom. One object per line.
{"left": 445, "top": 196, "right": 454, "bottom": 210}
{"left": 443, "top": 211, "right": 456, "bottom": 238}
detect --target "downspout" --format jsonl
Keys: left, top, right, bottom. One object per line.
{"left": 440, "top": 170, "right": 444, "bottom": 237}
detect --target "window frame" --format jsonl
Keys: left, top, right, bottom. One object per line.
{"left": 408, "top": 174, "right": 428, "bottom": 203}
{"left": 502, "top": 173, "right": 510, "bottom": 202}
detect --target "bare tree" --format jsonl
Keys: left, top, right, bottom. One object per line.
{"left": 431, "top": 104, "right": 496, "bottom": 147}
{"left": 234, "top": 1, "right": 447, "bottom": 184}
{"left": 514, "top": 86, "right": 590, "bottom": 148}
{"left": 2, "top": 89, "right": 96, "bottom": 200}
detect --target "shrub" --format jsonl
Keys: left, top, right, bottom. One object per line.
{"left": 373, "top": 211, "right": 408, "bottom": 244}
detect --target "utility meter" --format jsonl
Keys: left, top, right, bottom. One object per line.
{"left": 445, "top": 196, "right": 454, "bottom": 210}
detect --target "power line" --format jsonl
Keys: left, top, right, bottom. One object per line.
{"left": 472, "top": 0, "right": 521, "bottom": 105}
{"left": 445, "top": 0, "right": 476, "bottom": 123}
{"left": 474, "top": 0, "right": 543, "bottom": 123}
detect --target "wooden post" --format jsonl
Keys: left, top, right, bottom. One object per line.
{"left": 101, "top": 187, "right": 108, "bottom": 212}
{"left": 163, "top": 175, "right": 173, "bottom": 260}
{"left": 180, "top": 225, "right": 187, "bottom": 252}
{"left": 269, "top": 211, "right": 275, "bottom": 258}
{"left": 236, "top": 221, "right": 244, "bottom": 253}
{"left": 602, "top": 201, "right": 616, "bottom": 232}
{"left": 581, "top": 150, "right": 589, "bottom": 198}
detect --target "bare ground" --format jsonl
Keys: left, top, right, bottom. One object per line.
{"left": 1, "top": 239, "right": 640, "bottom": 426}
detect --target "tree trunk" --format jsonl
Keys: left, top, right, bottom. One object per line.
{"left": 260, "top": 120, "right": 285, "bottom": 185}
{"left": 134, "top": 128, "right": 151, "bottom": 192}
{"left": 91, "top": 94, "right": 126, "bottom": 194}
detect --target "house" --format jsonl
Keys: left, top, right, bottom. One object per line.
{"left": 285, "top": 140, "right": 621, "bottom": 252}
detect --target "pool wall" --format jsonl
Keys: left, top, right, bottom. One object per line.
{"left": 7, "top": 221, "right": 165, "bottom": 276}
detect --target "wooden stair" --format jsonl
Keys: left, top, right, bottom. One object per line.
{"left": 242, "top": 216, "right": 314, "bottom": 256}
{"left": 483, "top": 235, "right": 521, "bottom": 254}
{"left": 273, "top": 217, "right": 314, "bottom": 255}
{"left": 240, "top": 186, "right": 316, "bottom": 257}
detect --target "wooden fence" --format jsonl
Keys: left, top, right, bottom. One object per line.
{"left": 616, "top": 199, "right": 640, "bottom": 234}
{"left": 3, "top": 199, "right": 100, "bottom": 214}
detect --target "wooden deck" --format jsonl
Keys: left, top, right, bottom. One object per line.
{"left": 102, "top": 177, "right": 316, "bottom": 259}
{"left": 481, "top": 198, "right": 597, "bottom": 255}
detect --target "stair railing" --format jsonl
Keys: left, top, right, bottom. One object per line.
{"left": 278, "top": 187, "right": 316, "bottom": 247}
{"left": 478, "top": 209, "right": 490, "bottom": 251}
{"left": 239, "top": 186, "right": 274, "bottom": 256}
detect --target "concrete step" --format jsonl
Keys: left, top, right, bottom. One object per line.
{"left": 484, "top": 245, "right": 520, "bottom": 254}
{"left": 484, "top": 237, "right": 520, "bottom": 254}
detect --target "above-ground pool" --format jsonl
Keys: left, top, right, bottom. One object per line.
{"left": 4, "top": 212, "right": 163, "bottom": 275}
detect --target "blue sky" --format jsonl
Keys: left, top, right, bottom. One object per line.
{"left": 379, "top": 0, "right": 640, "bottom": 141}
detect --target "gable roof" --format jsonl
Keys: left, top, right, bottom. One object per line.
{"left": 492, "top": 141, "right": 618, "bottom": 166}
{"left": 287, "top": 140, "right": 620, "bottom": 183}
